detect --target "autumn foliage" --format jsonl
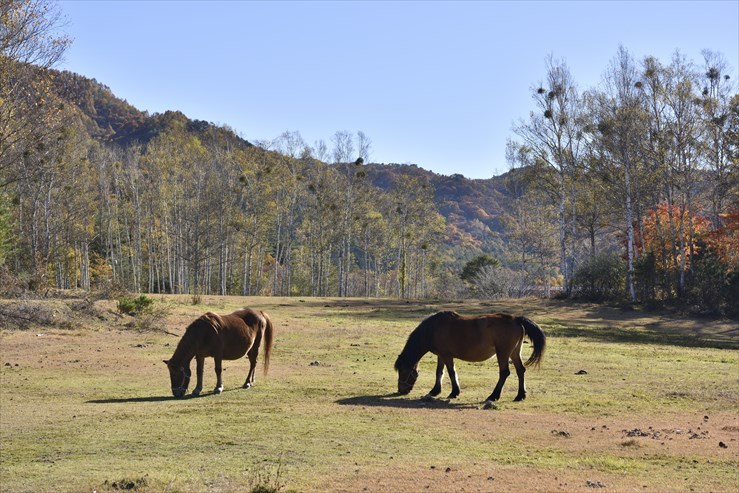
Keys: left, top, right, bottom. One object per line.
{"left": 703, "top": 209, "right": 739, "bottom": 272}
{"left": 640, "top": 202, "right": 712, "bottom": 273}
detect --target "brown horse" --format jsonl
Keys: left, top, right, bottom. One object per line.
{"left": 163, "top": 308, "right": 274, "bottom": 398}
{"left": 394, "top": 311, "right": 545, "bottom": 404}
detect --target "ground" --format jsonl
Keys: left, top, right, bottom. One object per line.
{"left": 0, "top": 295, "right": 737, "bottom": 492}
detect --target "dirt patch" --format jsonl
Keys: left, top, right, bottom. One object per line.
{"left": 328, "top": 409, "right": 739, "bottom": 493}
{"left": 328, "top": 462, "right": 655, "bottom": 493}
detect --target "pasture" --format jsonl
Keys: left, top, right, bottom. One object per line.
{"left": 1, "top": 296, "right": 737, "bottom": 492}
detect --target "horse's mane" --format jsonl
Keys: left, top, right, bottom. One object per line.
{"left": 394, "top": 311, "right": 460, "bottom": 371}
{"left": 171, "top": 313, "right": 222, "bottom": 363}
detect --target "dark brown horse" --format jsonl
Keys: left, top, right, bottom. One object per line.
{"left": 394, "top": 311, "right": 546, "bottom": 404}
{"left": 163, "top": 308, "right": 274, "bottom": 398}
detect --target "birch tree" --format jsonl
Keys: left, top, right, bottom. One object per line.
{"left": 513, "top": 56, "right": 586, "bottom": 296}
{"left": 698, "top": 50, "right": 736, "bottom": 228}
{"left": 592, "top": 47, "right": 649, "bottom": 302}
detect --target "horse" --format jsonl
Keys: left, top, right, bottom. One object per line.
{"left": 163, "top": 308, "right": 274, "bottom": 398}
{"left": 394, "top": 311, "right": 546, "bottom": 405}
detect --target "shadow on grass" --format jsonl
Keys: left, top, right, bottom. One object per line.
{"left": 336, "top": 393, "right": 480, "bottom": 410}
{"left": 86, "top": 389, "right": 231, "bottom": 404}
{"left": 87, "top": 395, "right": 174, "bottom": 404}
{"left": 549, "top": 324, "right": 739, "bottom": 350}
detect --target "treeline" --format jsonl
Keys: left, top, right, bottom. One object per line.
{"left": 1, "top": 1, "right": 737, "bottom": 313}
{"left": 1, "top": 1, "right": 451, "bottom": 299}
{"left": 4, "top": 113, "right": 447, "bottom": 298}
{"left": 498, "top": 48, "right": 737, "bottom": 313}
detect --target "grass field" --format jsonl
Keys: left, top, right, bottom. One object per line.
{"left": 1, "top": 295, "right": 737, "bottom": 492}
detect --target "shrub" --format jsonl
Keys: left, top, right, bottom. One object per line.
{"left": 472, "top": 265, "right": 534, "bottom": 299}
{"left": 634, "top": 252, "right": 659, "bottom": 301}
{"left": 116, "top": 294, "right": 154, "bottom": 316}
{"left": 687, "top": 249, "right": 737, "bottom": 315}
{"left": 461, "top": 255, "right": 500, "bottom": 284}
{"left": 574, "top": 253, "right": 625, "bottom": 301}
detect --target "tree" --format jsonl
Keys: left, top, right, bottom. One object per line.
{"left": 591, "top": 46, "right": 648, "bottom": 302}
{"left": 638, "top": 52, "right": 705, "bottom": 297}
{"left": 641, "top": 201, "right": 711, "bottom": 282}
{"left": 461, "top": 254, "right": 499, "bottom": 284}
{"left": 503, "top": 197, "right": 559, "bottom": 297}
{"left": 0, "top": 0, "right": 71, "bottom": 188}
{"left": 698, "top": 50, "right": 736, "bottom": 229}
{"left": 513, "top": 56, "right": 586, "bottom": 296}
{"left": 331, "top": 130, "right": 372, "bottom": 297}
{"left": 391, "top": 174, "right": 444, "bottom": 298}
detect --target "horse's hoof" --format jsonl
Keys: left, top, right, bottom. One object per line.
{"left": 213, "top": 387, "right": 223, "bottom": 395}
{"left": 191, "top": 388, "right": 201, "bottom": 397}
{"left": 447, "top": 393, "right": 459, "bottom": 399}
{"left": 482, "top": 400, "right": 497, "bottom": 410}
{"left": 242, "top": 382, "right": 252, "bottom": 389}
{"left": 514, "top": 394, "right": 526, "bottom": 402}
{"left": 420, "top": 394, "right": 436, "bottom": 402}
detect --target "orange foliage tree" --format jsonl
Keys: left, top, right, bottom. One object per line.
{"left": 703, "top": 208, "right": 739, "bottom": 271}
{"left": 640, "top": 202, "right": 712, "bottom": 273}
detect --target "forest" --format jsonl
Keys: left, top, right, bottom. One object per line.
{"left": 1, "top": 0, "right": 737, "bottom": 314}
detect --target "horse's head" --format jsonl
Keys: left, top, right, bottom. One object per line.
{"left": 395, "top": 359, "right": 419, "bottom": 395}
{"left": 163, "top": 359, "right": 191, "bottom": 398}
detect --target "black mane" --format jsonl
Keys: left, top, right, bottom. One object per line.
{"left": 394, "top": 311, "right": 460, "bottom": 371}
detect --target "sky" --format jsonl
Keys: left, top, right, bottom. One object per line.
{"left": 57, "top": 1, "right": 738, "bottom": 179}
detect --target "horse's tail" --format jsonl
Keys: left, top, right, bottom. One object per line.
{"left": 517, "top": 316, "right": 546, "bottom": 368}
{"left": 260, "top": 311, "right": 274, "bottom": 376}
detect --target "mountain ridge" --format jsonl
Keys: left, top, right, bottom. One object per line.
{"left": 51, "top": 69, "right": 513, "bottom": 258}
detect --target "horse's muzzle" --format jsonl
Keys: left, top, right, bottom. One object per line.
{"left": 172, "top": 388, "right": 187, "bottom": 398}
{"left": 397, "top": 385, "right": 412, "bottom": 395}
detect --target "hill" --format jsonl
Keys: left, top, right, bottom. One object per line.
{"left": 51, "top": 69, "right": 513, "bottom": 259}
{"left": 363, "top": 163, "right": 513, "bottom": 255}
{"left": 52, "top": 70, "right": 253, "bottom": 150}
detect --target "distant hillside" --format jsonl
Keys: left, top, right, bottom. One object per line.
{"left": 51, "top": 69, "right": 513, "bottom": 260}
{"left": 363, "top": 163, "right": 514, "bottom": 255}
{"left": 52, "top": 70, "right": 252, "bottom": 150}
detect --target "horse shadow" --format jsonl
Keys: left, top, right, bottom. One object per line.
{"left": 87, "top": 395, "right": 175, "bottom": 404}
{"left": 86, "top": 389, "right": 233, "bottom": 404}
{"left": 336, "top": 393, "right": 480, "bottom": 410}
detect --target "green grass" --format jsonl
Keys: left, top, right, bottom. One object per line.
{"left": 1, "top": 296, "right": 737, "bottom": 492}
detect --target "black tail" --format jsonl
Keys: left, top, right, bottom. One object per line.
{"left": 517, "top": 316, "right": 546, "bottom": 367}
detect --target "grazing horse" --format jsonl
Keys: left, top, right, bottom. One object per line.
{"left": 163, "top": 308, "right": 274, "bottom": 398}
{"left": 394, "top": 311, "right": 546, "bottom": 404}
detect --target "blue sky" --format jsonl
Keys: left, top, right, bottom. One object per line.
{"left": 58, "top": 1, "right": 738, "bottom": 179}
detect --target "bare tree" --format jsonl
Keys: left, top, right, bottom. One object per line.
{"left": 513, "top": 56, "right": 586, "bottom": 296}
{"left": 592, "top": 46, "right": 649, "bottom": 302}
{"left": 698, "top": 50, "right": 736, "bottom": 228}
{"left": 0, "top": 0, "right": 71, "bottom": 188}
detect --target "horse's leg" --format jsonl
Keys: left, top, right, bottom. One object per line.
{"left": 511, "top": 348, "right": 527, "bottom": 401}
{"left": 485, "top": 350, "right": 511, "bottom": 403}
{"left": 427, "top": 356, "right": 444, "bottom": 397}
{"left": 444, "top": 357, "right": 461, "bottom": 399}
{"left": 213, "top": 356, "right": 223, "bottom": 394}
{"left": 192, "top": 356, "right": 205, "bottom": 396}
{"left": 243, "top": 345, "right": 258, "bottom": 389}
